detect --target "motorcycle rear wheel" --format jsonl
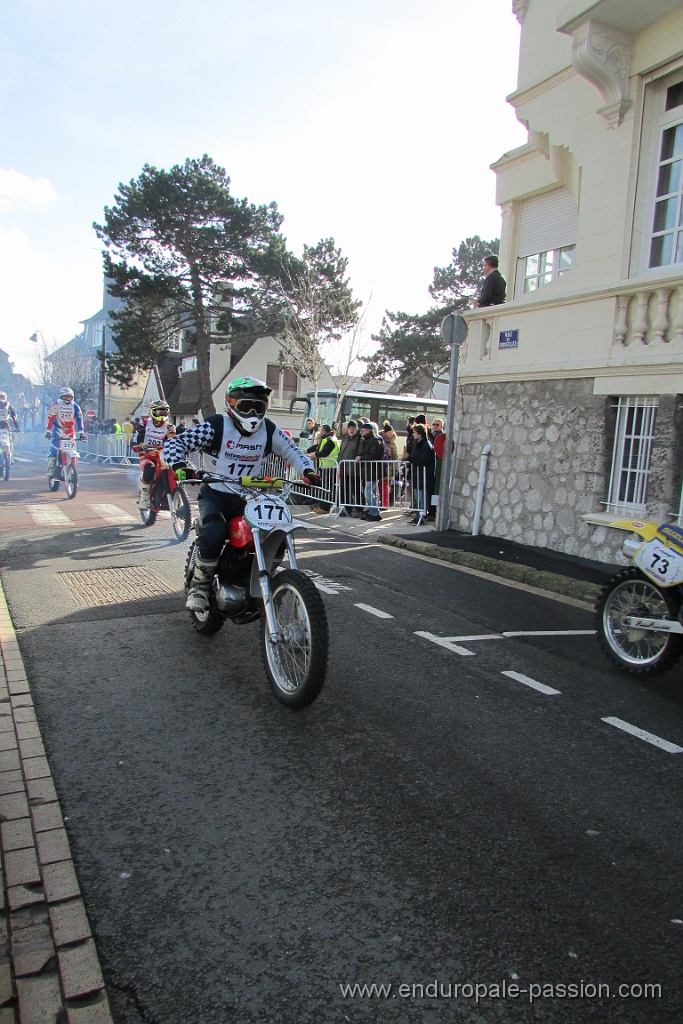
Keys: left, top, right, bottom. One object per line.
{"left": 65, "top": 464, "right": 78, "bottom": 499}
{"left": 595, "top": 567, "right": 682, "bottom": 676}
{"left": 48, "top": 474, "right": 59, "bottom": 492}
{"left": 139, "top": 507, "right": 158, "bottom": 526}
{"left": 171, "top": 486, "right": 192, "bottom": 542}
{"left": 184, "top": 542, "right": 224, "bottom": 635}
{"left": 261, "top": 568, "right": 328, "bottom": 708}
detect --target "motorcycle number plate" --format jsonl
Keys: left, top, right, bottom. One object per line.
{"left": 634, "top": 539, "right": 683, "bottom": 587}
{"left": 60, "top": 439, "right": 77, "bottom": 452}
{"left": 244, "top": 495, "right": 292, "bottom": 531}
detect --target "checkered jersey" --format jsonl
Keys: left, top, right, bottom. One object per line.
{"left": 163, "top": 418, "right": 216, "bottom": 467}
{"left": 163, "top": 414, "right": 314, "bottom": 491}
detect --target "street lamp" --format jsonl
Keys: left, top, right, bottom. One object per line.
{"left": 30, "top": 330, "right": 45, "bottom": 345}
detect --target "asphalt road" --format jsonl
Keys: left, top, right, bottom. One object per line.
{"left": 1, "top": 453, "right": 682, "bottom": 1024}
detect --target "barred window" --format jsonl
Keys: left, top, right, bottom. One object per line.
{"left": 606, "top": 397, "right": 658, "bottom": 513}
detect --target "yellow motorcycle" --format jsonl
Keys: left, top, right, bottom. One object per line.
{"left": 596, "top": 519, "right": 683, "bottom": 676}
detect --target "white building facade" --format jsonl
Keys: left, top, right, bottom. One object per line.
{"left": 456, "top": 0, "right": 683, "bottom": 562}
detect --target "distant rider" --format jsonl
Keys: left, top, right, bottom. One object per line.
{"left": 0, "top": 392, "right": 19, "bottom": 432}
{"left": 133, "top": 400, "right": 176, "bottom": 510}
{"left": 45, "top": 388, "right": 86, "bottom": 475}
{"left": 163, "top": 377, "right": 320, "bottom": 612}
{"left": 0, "top": 392, "right": 19, "bottom": 463}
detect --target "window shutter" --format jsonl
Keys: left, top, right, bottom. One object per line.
{"left": 266, "top": 364, "right": 281, "bottom": 390}
{"left": 517, "top": 189, "right": 578, "bottom": 258}
{"left": 282, "top": 369, "right": 298, "bottom": 395}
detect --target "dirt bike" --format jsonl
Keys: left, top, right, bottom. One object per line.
{"left": 134, "top": 445, "right": 194, "bottom": 542}
{"left": 184, "top": 474, "right": 329, "bottom": 708}
{"left": 48, "top": 435, "right": 81, "bottom": 498}
{"left": 595, "top": 519, "right": 683, "bottom": 676}
{"left": 0, "top": 424, "right": 12, "bottom": 481}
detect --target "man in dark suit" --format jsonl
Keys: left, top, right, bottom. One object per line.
{"left": 473, "top": 254, "right": 506, "bottom": 307}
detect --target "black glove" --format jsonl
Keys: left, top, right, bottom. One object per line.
{"left": 303, "top": 469, "right": 321, "bottom": 487}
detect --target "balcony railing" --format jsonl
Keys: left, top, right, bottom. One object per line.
{"left": 613, "top": 282, "right": 683, "bottom": 347}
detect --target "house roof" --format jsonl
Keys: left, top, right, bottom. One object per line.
{"left": 167, "top": 369, "right": 200, "bottom": 416}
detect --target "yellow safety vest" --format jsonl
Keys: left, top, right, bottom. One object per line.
{"left": 318, "top": 436, "right": 340, "bottom": 467}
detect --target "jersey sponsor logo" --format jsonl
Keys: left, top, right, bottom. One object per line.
{"left": 225, "top": 440, "right": 260, "bottom": 452}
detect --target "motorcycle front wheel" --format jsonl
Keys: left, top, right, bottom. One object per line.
{"left": 184, "top": 542, "right": 224, "bottom": 635}
{"left": 261, "top": 569, "right": 328, "bottom": 708}
{"left": 595, "top": 567, "right": 683, "bottom": 676}
{"left": 65, "top": 464, "right": 78, "bottom": 499}
{"left": 171, "top": 487, "right": 192, "bottom": 542}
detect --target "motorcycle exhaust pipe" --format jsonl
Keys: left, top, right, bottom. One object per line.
{"left": 214, "top": 580, "right": 247, "bottom": 615}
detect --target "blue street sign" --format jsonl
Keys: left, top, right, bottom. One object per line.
{"left": 499, "top": 329, "right": 519, "bottom": 349}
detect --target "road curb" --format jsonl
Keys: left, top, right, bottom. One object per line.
{"left": 0, "top": 582, "right": 114, "bottom": 1023}
{"left": 377, "top": 534, "right": 603, "bottom": 605}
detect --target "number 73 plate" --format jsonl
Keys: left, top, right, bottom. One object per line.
{"left": 244, "top": 495, "right": 292, "bottom": 531}
{"left": 634, "top": 539, "right": 683, "bottom": 587}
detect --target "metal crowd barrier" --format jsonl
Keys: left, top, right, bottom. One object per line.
{"left": 76, "top": 434, "right": 135, "bottom": 465}
{"left": 261, "top": 456, "right": 432, "bottom": 520}
{"left": 12, "top": 436, "right": 432, "bottom": 520}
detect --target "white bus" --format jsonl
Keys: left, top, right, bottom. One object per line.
{"left": 290, "top": 388, "right": 448, "bottom": 442}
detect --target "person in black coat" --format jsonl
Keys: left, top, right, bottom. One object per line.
{"left": 473, "top": 254, "right": 506, "bottom": 307}
{"left": 408, "top": 423, "right": 436, "bottom": 524}
{"left": 338, "top": 419, "right": 361, "bottom": 515}
{"left": 356, "top": 421, "right": 385, "bottom": 521}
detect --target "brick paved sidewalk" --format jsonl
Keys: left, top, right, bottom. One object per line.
{"left": 0, "top": 585, "right": 113, "bottom": 1023}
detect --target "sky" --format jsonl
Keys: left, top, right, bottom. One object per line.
{"left": 0, "top": 0, "right": 527, "bottom": 381}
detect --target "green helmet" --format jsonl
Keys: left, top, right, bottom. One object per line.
{"left": 225, "top": 377, "right": 272, "bottom": 434}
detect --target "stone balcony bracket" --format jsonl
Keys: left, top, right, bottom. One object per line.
{"left": 569, "top": 19, "right": 632, "bottom": 127}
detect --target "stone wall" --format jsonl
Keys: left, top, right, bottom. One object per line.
{"left": 449, "top": 379, "right": 682, "bottom": 563}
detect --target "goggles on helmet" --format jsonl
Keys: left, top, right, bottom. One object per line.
{"left": 232, "top": 398, "right": 268, "bottom": 419}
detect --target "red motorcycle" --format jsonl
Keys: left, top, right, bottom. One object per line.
{"left": 48, "top": 435, "right": 81, "bottom": 499}
{"left": 134, "top": 446, "right": 194, "bottom": 541}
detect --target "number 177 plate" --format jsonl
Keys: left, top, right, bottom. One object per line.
{"left": 244, "top": 495, "right": 292, "bottom": 530}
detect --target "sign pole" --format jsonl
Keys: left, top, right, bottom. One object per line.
{"left": 436, "top": 313, "right": 468, "bottom": 533}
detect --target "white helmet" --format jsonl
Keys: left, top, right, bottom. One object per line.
{"left": 59, "top": 387, "right": 74, "bottom": 403}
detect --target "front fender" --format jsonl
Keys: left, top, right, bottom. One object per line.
{"left": 249, "top": 521, "right": 320, "bottom": 596}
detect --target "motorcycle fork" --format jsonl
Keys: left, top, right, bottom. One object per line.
{"left": 251, "top": 530, "right": 298, "bottom": 644}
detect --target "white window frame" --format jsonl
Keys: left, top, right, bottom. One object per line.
{"left": 606, "top": 397, "right": 658, "bottom": 514}
{"left": 516, "top": 245, "right": 575, "bottom": 295}
{"left": 182, "top": 355, "right": 197, "bottom": 373}
{"left": 636, "top": 68, "right": 683, "bottom": 276}
{"left": 90, "top": 323, "right": 105, "bottom": 349}
{"left": 165, "top": 330, "right": 183, "bottom": 353}
{"left": 647, "top": 85, "right": 683, "bottom": 270}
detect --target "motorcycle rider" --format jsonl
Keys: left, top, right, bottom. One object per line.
{"left": 45, "top": 387, "right": 86, "bottom": 475}
{"left": 133, "top": 400, "right": 176, "bottom": 510}
{"left": 0, "top": 393, "right": 19, "bottom": 462}
{"left": 163, "top": 377, "right": 320, "bottom": 612}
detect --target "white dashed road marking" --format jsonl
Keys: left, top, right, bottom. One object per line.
{"left": 88, "top": 503, "right": 137, "bottom": 524}
{"left": 601, "top": 717, "right": 683, "bottom": 754}
{"left": 416, "top": 628, "right": 595, "bottom": 656}
{"left": 354, "top": 603, "right": 393, "bottom": 619}
{"left": 501, "top": 670, "right": 561, "bottom": 696}
{"left": 302, "top": 570, "right": 353, "bottom": 595}
{"left": 415, "top": 631, "right": 476, "bottom": 657}
{"left": 27, "top": 504, "right": 71, "bottom": 527}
